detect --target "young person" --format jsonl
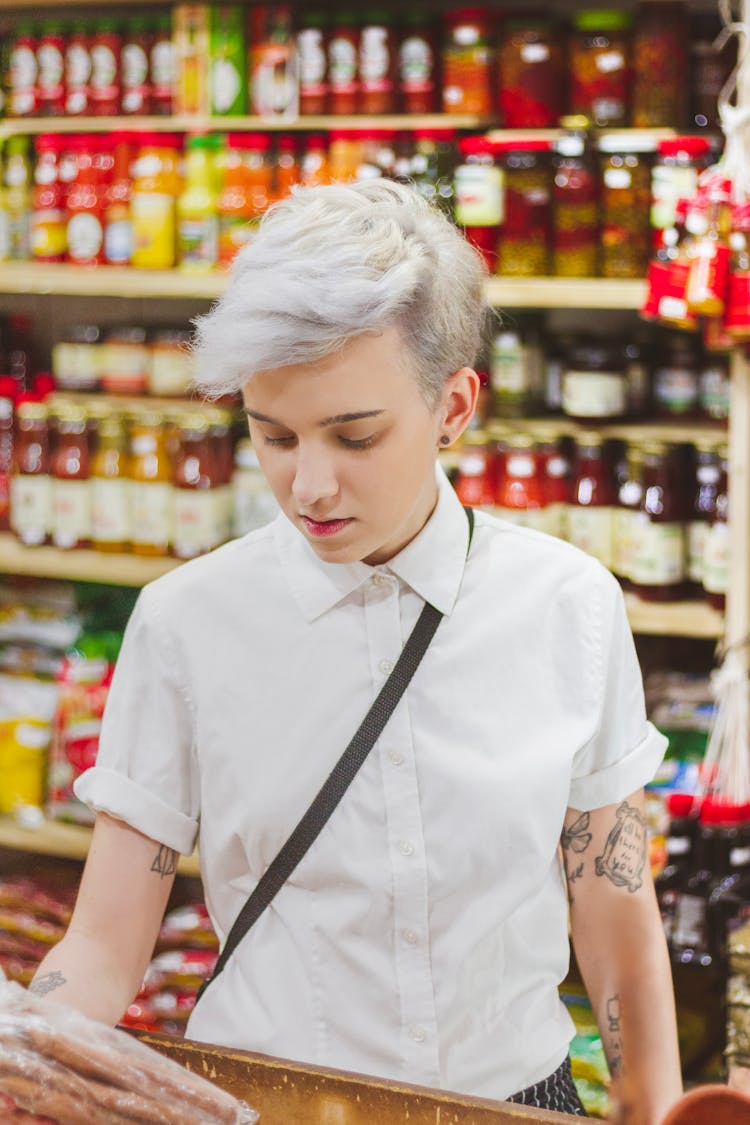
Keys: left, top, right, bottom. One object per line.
{"left": 31, "top": 181, "right": 681, "bottom": 1122}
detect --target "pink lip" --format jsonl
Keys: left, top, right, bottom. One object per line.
{"left": 301, "top": 516, "right": 353, "bottom": 538}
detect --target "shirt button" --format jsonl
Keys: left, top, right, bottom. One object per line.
{"left": 402, "top": 928, "right": 419, "bottom": 945}
{"left": 409, "top": 1025, "right": 426, "bottom": 1043}
{"left": 398, "top": 839, "right": 415, "bottom": 857}
{"left": 379, "top": 659, "right": 394, "bottom": 675}
{"left": 389, "top": 749, "right": 404, "bottom": 766}
{"left": 372, "top": 574, "right": 389, "bottom": 587}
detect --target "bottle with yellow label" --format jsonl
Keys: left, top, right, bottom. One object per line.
{"left": 177, "top": 134, "right": 219, "bottom": 272}
{"left": 131, "top": 134, "right": 182, "bottom": 269}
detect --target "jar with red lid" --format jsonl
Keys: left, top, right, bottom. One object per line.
{"left": 90, "top": 18, "right": 122, "bottom": 116}
{"left": 570, "top": 10, "right": 631, "bottom": 127}
{"left": 494, "top": 434, "right": 548, "bottom": 532}
{"left": 30, "top": 134, "right": 66, "bottom": 263}
{"left": 298, "top": 9, "right": 329, "bottom": 116}
{"left": 454, "top": 135, "right": 502, "bottom": 270}
{"left": 66, "top": 136, "right": 106, "bottom": 267}
{"left": 568, "top": 432, "right": 616, "bottom": 570}
{"left": 598, "top": 134, "right": 654, "bottom": 279}
{"left": 121, "top": 16, "right": 153, "bottom": 115}
{"left": 631, "top": 440, "right": 687, "bottom": 602}
{"left": 442, "top": 7, "right": 494, "bottom": 115}
{"left": 552, "top": 132, "right": 599, "bottom": 277}
{"left": 454, "top": 430, "right": 495, "bottom": 509}
{"left": 328, "top": 12, "right": 359, "bottom": 115}
{"left": 398, "top": 9, "right": 439, "bottom": 114}
{"left": 10, "top": 23, "right": 38, "bottom": 118}
{"left": 359, "top": 12, "right": 397, "bottom": 115}
{"left": 651, "top": 136, "right": 715, "bottom": 243}
{"left": 65, "top": 23, "right": 92, "bottom": 116}
{"left": 632, "top": 0, "right": 687, "bottom": 128}
{"left": 494, "top": 139, "right": 552, "bottom": 277}
{"left": 36, "top": 23, "right": 65, "bottom": 116}
{"left": 498, "top": 16, "right": 563, "bottom": 128}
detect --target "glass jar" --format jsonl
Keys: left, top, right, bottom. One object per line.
{"left": 631, "top": 440, "right": 687, "bottom": 602}
{"left": 442, "top": 7, "right": 494, "bottom": 115}
{"left": 100, "top": 326, "right": 150, "bottom": 395}
{"left": 632, "top": 0, "right": 687, "bottom": 127}
{"left": 232, "top": 438, "right": 280, "bottom": 536}
{"left": 129, "top": 411, "right": 173, "bottom": 557}
{"left": 90, "top": 18, "right": 122, "bottom": 117}
{"left": 454, "top": 135, "right": 502, "bottom": 270}
{"left": 327, "top": 11, "right": 360, "bottom": 116}
{"left": 205, "top": 406, "right": 235, "bottom": 542}
{"left": 10, "top": 398, "right": 51, "bottom": 547}
{"left": 562, "top": 340, "right": 627, "bottom": 422}
{"left": 567, "top": 432, "right": 616, "bottom": 569}
{"left": 653, "top": 332, "right": 700, "bottom": 418}
{"left": 453, "top": 430, "right": 495, "bottom": 509}
{"left": 494, "top": 434, "right": 548, "bottom": 532}
{"left": 570, "top": 9, "right": 631, "bottom": 127}
{"left": 398, "top": 9, "right": 439, "bottom": 114}
{"left": 598, "top": 135, "right": 654, "bottom": 279}
{"left": 359, "top": 12, "right": 397, "bottom": 115}
{"left": 65, "top": 22, "right": 92, "bottom": 116}
{"left": 552, "top": 131, "right": 599, "bottom": 277}
{"left": 490, "top": 323, "right": 543, "bottom": 418}
{"left": 149, "top": 328, "right": 194, "bottom": 397}
{"left": 498, "top": 17, "right": 563, "bottom": 129}
{"left": 651, "top": 136, "right": 714, "bottom": 243}
{"left": 703, "top": 444, "right": 728, "bottom": 612}
{"left": 36, "top": 22, "right": 66, "bottom": 116}
{"left": 688, "top": 439, "right": 722, "bottom": 595}
{"left": 173, "top": 413, "right": 222, "bottom": 560}
{"left": 699, "top": 353, "right": 730, "bottom": 423}
{"left": 51, "top": 402, "right": 92, "bottom": 550}
{"left": 130, "top": 134, "right": 182, "bottom": 270}
{"left": 613, "top": 444, "right": 644, "bottom": 588}
{"left": 51, "top": 325, "right": 103, "bottom": 393}
{"left": 298, "top": 10, "right": 329, "bottom": 116}
{"left": 91, "top": 412, "right": 132, "bottom": 553}
{"left": 495, "top": 140, "right": 551, "bottom": 277}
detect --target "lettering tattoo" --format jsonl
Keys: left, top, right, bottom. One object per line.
{"left": 606, "top": 993, "right": 623, "bottom": 1077}
{"left": 561, "top": 812, "right": 592, "bottom": 906}
{"left": 151, "top": 845, "right": 178, "bottom": 879}
{"left": 595, "top": 801, "right": 648, "bottom": 893}
{"left": 29, "top": 971, "right": 67, "bottom": 998}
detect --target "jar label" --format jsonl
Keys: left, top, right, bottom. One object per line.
{"left": 631, "top": 519, "right": 686, "bottom": 585}
{"left": 491, "top": 344, "right": 527, "bottom": 394}
{"left": 52, "top": 479, "right": 91, "bottom": 548}
{"left": 399, "top": 36, "right": 433, "bottom": 89}
{"left": 38, "top": 42, "right": 64, "bottom": 94}
{"left": 67, "top": 212, "right": 103, "bottom": 262}
{"left": 174, "top": 489, "right": 222, "bottom": 557}
{"left": 51, "top": 342, "right": 101, "bottom": 391}
{"left": 151, "top": 39, "right": 176, "bottom": 92}
{"left": 211, "top": 58, "right": 242, "bottom": 114}
{"left": 360, "top": 27, "right": 391, "bottom": 87}
{"left": 131, "top": 481, "right": 173, "bottom": 547}
{"left": 596, "top": 50, "right": 625, "bottom": 73}
{"left": 567, "top": 505, "right": 615, "bottom": 568}
{"left": 123, "top": 42, "right": 148, "bottom": 89}
{"left": 299, "top": 28, "right": 327, "bottom": 91}
{"left": 66, "top": 42, "right": 91, "bottom": 89}
{"left": 688, "top": 520, "right": 708, "bottom": 583}
{"left": 104, "top": 218, "right": 133, "bottom": 265}
{"left": 613, "top": 507, "right": 638, "bottom": 579}
{"left": 178, "top": 215, "right": 219, "bottom": 266}
{"left": 562, "top": 369, "right": 626, "bottom": 418}
{"left": 91, "top": 43, "right": 117, "bottom": 94}
{"left": 454, "top": 164, "right": 503, "bottom": 227}
{"left": 703, "top": 521, "right": 729, "bottom": 595}
{"left": 92, "top": 477, "right": 132, "bottom": 542}
{"left": 30, "top": 210, "right": 67, "bottom": 259}
{"left": 672, "top": 892, "right": 707, "bottom": 950}
{"left": 150, "top": 346, "right": 194, "bottom": 397}
{"left": 328, "top": 35, "right": 357, "bottom": 86}
{"left": 10, "top": 474, "right": 51, "bottom": 545}
{"left": 131, "top": 193, "right": 175, "bottom": 269}
{"left": 603, "top": 167, "right": 631, "bottom": 190}
{"left": 520, "top": 43, "right": 549, "bottom": 64}
{"left": 667, "top": 836, "right": 690, "bottom": 856}
{"left": 505, "top": 453, "right": 535, "bottom": 479}
{"left": 651, "top": 166, "right": 699, "bottom": 231}
{"left": 493, "top": 505, "right": 552, "bottom": 534}
{"left": 653, "top": 365, "right": 699, "bottom": 413}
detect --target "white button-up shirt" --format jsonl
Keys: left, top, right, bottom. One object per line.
{"left": 76, "top": 467, "right": 666, "bottom": 1100}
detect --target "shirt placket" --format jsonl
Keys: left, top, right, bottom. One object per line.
{"left": 364, "top": 572, "right": 440, "bottom": 1087}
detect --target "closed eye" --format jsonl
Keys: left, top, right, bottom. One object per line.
{"left": 339, "top": 435, "right": 376, "bottom": 450}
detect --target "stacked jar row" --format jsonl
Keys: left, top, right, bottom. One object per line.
{"left": 452, "top": 429, "right": 729, "bottom": 608}
{"left": 5, "top": 4, "right": 731, "bottom": 126}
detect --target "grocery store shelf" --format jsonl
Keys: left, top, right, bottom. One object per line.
{"left": 0, "top": 114, "right": 493, "bottom": 137}
{"left": 486, "top": 276, "right": 647, "bottom": 309}
{"left": 623, "top": 594, "right": 723, "bottom": 639}
{"left": 0, "top": 264, "right": 651, "bottom": 308}
{"left": 500, "top": 418, "right": 727, "bottom": 445}
{"left": 0, "top": 534, "right": 180, "bottom": 586}
{"left": 0, "top": 816, "right": 201, "bottom": 877}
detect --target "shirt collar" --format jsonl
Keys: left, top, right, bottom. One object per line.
{"left": 274, "top": 466, "right": 471, "bottom": 622}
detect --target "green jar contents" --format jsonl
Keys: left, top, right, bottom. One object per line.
{"left": 570, "top": 9, "right": 631, "bottom": 127}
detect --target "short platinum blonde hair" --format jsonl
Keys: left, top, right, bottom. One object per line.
{"left": 192, "top": 179, "right": 488, "bottom": 406}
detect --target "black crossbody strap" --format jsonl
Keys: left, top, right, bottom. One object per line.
{"left": 197, "top": 506, "right": 475, "bottom": 1001}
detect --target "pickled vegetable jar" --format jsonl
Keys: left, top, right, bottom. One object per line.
{"left": 498, "top": 17, "right": 563, "bottom": 128}
{"left": 552, "top": 132, "right": 599, "bottom": 277}
{"left": 632, "top": 0, "right": 687, "bottom": 127}
{"left": 570, "top": 9, "right": 631, "bottom": 127}
{"left": 442, "top": 7, "right": 494, "bottom": 115}
{"left": 495, "top": 140, "right": 551, "bottom": 277}
{"left": 598, "top": 135, "right": 654, "bottom": 279}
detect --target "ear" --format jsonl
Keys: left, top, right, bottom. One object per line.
{"left": 437, "top": 368, "right": 480, "bottom": 447}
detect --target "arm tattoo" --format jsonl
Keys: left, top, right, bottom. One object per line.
{"left": 151, "top": 845, "right": 178, "bottom": 878}
{"left": 561, "top": 812, "right": 592, "bottom": 906}
{"left": 605, "top": 993, "right": 623, "bottom": 1077}
{"left": 29, "top": 971, "right": 67, "bottom": 997}
{"left": 595, "top": 801, "right": 648, "bottom": 893}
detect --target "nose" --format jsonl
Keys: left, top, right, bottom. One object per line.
{"left": 291, "top": 443, "right": 340, "bottom": 509}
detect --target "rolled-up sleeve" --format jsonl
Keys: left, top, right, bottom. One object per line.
{"left": 569, "top": 568, "right": 667, "bottom": 811}
{"left": 73, "top": 585, "right": 200, "bottom": 855}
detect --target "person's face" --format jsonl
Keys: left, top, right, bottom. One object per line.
{"left": 242, "top": 327, "right": 478, "bottom": 565}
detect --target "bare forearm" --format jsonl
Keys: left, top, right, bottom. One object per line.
{"left": 29, "top": 928, "right": 141, "bottom": 1026}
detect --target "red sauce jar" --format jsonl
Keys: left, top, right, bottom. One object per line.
{"left": 30, "top": 134, "right": 66, "bottom": 263}
{"left": 298, "top": 10, "right": 329, "bottom": 116}
{"left": 66, "top": 137, "right": 106, "bottom": 267}
{"left": 567, "top": 432, "right": 616, "bottom": 570}
{"left": 359, "top": 12, "right": 397, "bottom": 114}
{"left": 454, "top": 431, "right": 495, "bottom": 508}
{"left": 570, "top": 9, "right": 631, "bottom": 127}
{"left": 454, "top": 135, "right": 502, "bottom": 270}
{"left": 36, "top": 22, "right": 66, "bottom": 116}
{"left": 328, "top": 12, "right": 360, "bottom": 115}
{"left": 51, "top": 403, "right": 92, "bottom": 550}
{"left": 121, "top": 16, "right": 153, "bottom": 114}
{"left": 65, "top": 22, "right": 92, "bottom": 116}
{"left": 499, "top": 16, "right": 563, "bottom": 128}
{"left": 10, "top": 23, "right": 38, "bottom": 118}
{"left": 631, "top": 441, "right": 687, "bottom": 602}
{"left": 398, "top": 10, "right": 439, "bottom": 113}
{"left": 150, "top": 14, "right": 176, "bottom": 116}
{"left": 90, "top": 18, "right": 122, "bottom": 116}
{"left": 442, "top": 7, "right": 494, "bottom": 116}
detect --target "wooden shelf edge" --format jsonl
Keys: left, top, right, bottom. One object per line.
{"left": 0, "top": 816, "right": 201, "bottom": 877}
{"left": 624, "top": 593, "right": 724, "bottom": 639}
{"left": 486, "top": 276, "right": 647, "bottom": 309}
{"left": 0, "top": 534, "right": 181, "bottom": 586}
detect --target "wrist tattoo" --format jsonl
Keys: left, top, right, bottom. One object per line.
{"left": 595, "top": 801, "right": 647, "bottom": 893}
{"left": 29, "top": 971, "right": 67, "bottom": 997}
{"left": 606, "top": 993, "right": 623, "bottom": 1077}
{"left": 151, "top": 845, "right": 178, "bottom": 878}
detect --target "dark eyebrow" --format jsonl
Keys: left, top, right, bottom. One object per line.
{"left": 244, "top": 408, "right": 386, "bottom": 427}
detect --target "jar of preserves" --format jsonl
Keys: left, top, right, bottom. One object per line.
{"left": 688, "top": 439, "right": 722, "bottom": 595}
{"left": 328, "top": 11, "right": 360, "bottom": 115}
{"left": 398, "top": 9, "right": 438, "bottom": 114}
{"left": 453, "top": 430, "right": 495, "bottom": 509}
{"left": 632, "top": 0, "right": 687, "bottom": 128}
{"left": 205, "top": 406, "right": 235, "bottom": 541}
{"left": 567, "top": 432, "right": 616, "bottom": 569}
{"left": 173, "top": 413, "right": 222, "bottom": 559}
{"left": 552, "top": 131, "right": 599, "bottom": 277}
{"left": 613, "top": 444, "right": 644, "bottom": 588}
{"left": 562, "top": 340, "right": 627, "bottom": 422}
{"left": 36, "top": 22, "right": 65, "bottom": 116}
{"left": 495, "top": 140, "right": 551, "bottom": 277}
{"left": 570, "top": 10, "right": 631, "bottom": 127}
{"left": 536, "top": 429, "right": 571, "bottom": 540}
{"left": 359, "top": 12, "right": 396, "bottom": 114}
{"left": 130, "top": 411, "right": 173, "bottom": 556}
{"left": 100, "top": 327, "right": 150, "bottom": 396}
{"left": 90, "top": 19, "right": 122, "bottom": 116}
{"left": 454, "top": 135, "right": 502, "bottom": 270}
{"left": 10, "top": 24, "right": 38, "bottom": 118}
{"left": 65, "top": 22, "right": 91, "bottom": 116}
{"left": 149, "top": 328, "right": 194, "bottom": 397}
{"left": 442, "top": 7, "right": 494, "bottom": 115}
{"left": 703, "top": 444, "right": 728, "bottom": 611}
{"left": 51, "top": 325, "right": 102, "bottom": 393}
{"left": 10, "top": 397, "right": 51, "bottom": 547}
{"left": 51, "top": 402, "right": 92, "bottom": 550}
{"left": 91, "top": 412, "right": 131, "bottom": 553}
{"left": 598, "top": 135, "right": 654, "bottom": 279}
{"left": 631, "top": 440, "right": 687, "bottom": 602}
{"left": 494, "top": 434, "right": 548, "bottom": 532}
{"left": 499, "top": 16, "right": 563, "bottom": 129}
{"left": 298, "top": 9, "right": 328, "bottom": 116}
{"left": 653, "top": 332, "right": 700, "bottom": 418}
{"left": 490, "top": 326, "right": 542, "bottom": 418}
